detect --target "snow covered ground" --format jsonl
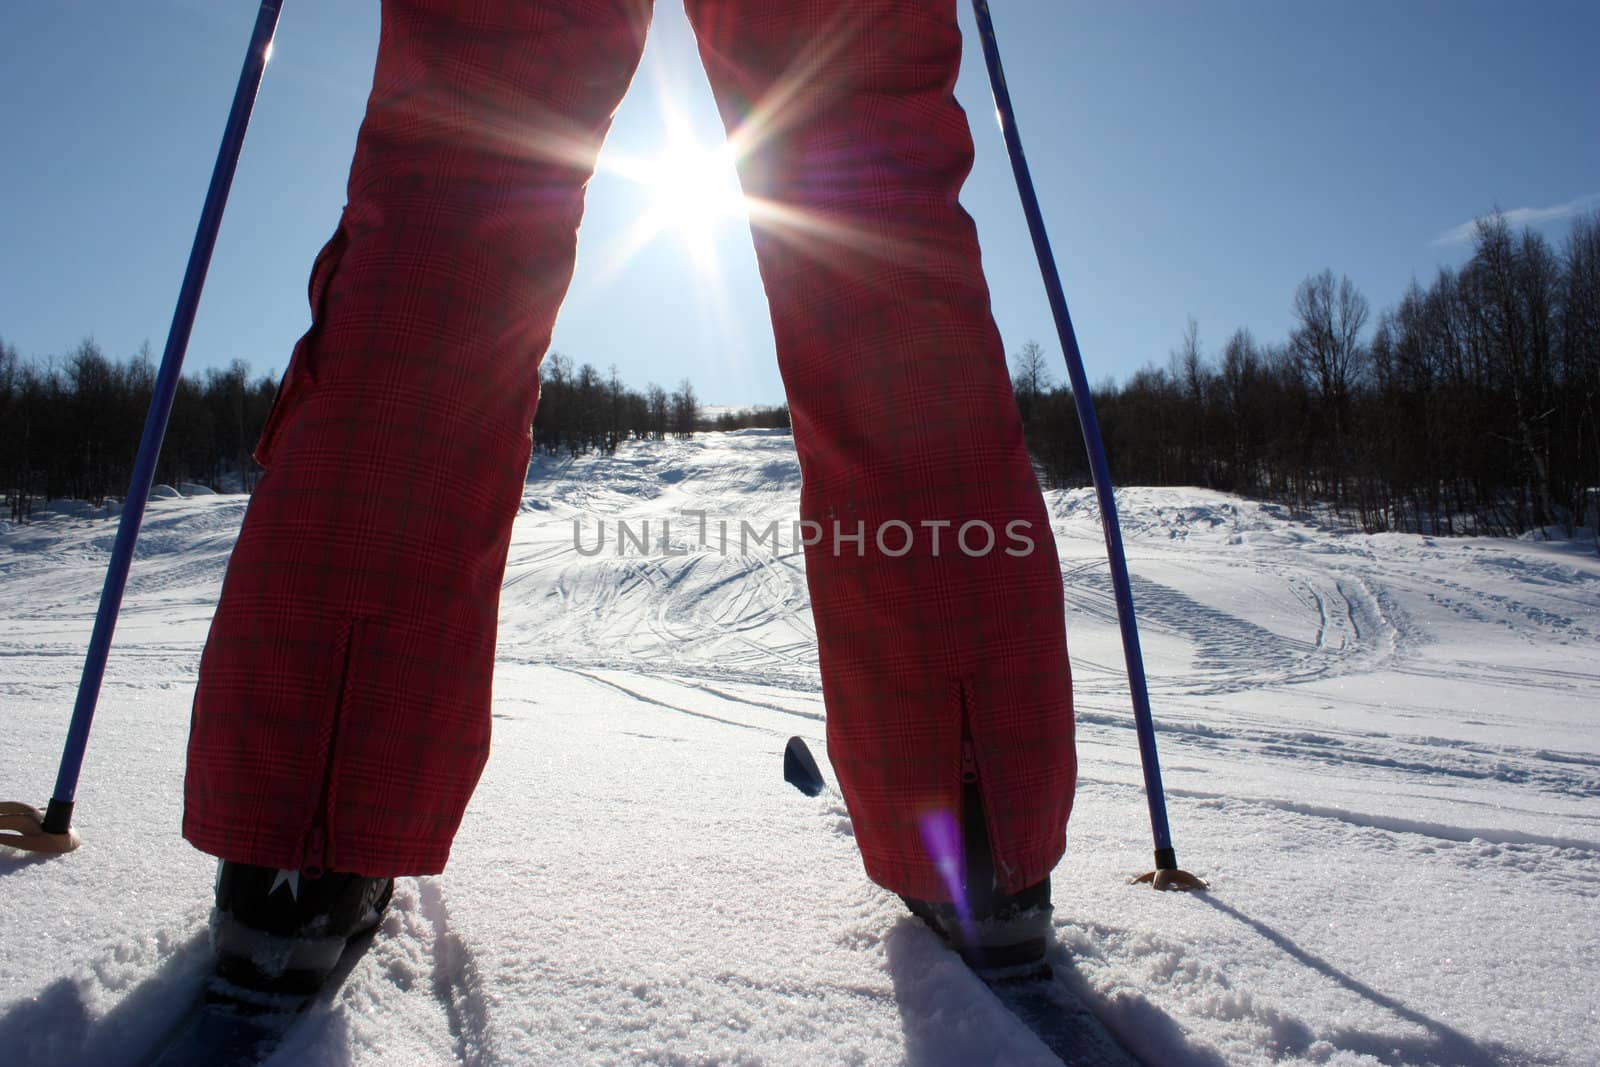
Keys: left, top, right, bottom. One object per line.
{"left": 2, "top": 429, "right": 1597, "bottom": 1066}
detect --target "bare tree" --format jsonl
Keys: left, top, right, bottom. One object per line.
{"left": 0, "top": 337, "right": 23, "bottom": 520}
{"left": 670, "top": 378, "right": 699, "bottom": 439}
{"left": 1166, "top": 318, "right": 1214, "bottom": 485}
{"left": 1289, "top": 270, "right": 1369, "bottom": 499}
{"left": 646, "top": 383, "right": 669, "bottom": 440}
{"left": 1290, "top": 270, "right": 1370, "bottom": 422}
{"left": 1218, "top": 327, "right": 1262, "bottom": 485}
{"left": 1469, "top": 213, "right": 1557, "bottom": 527}
{"left": 1010, "top": 339, "right": 1052, "bottom": 404}
{"left": 1172, "top": 317, "right": 1204, "bottom": 405}
{"left": 1560, "top": 212, "right": 1600, "bottom": 533}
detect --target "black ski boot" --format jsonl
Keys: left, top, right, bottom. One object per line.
{"left": 902, "top": 755, "right": 1054, "bottom": 980}
{"left": 902, "top": 877, "right": 1053, "bottom": 980}
{"left": 211, "top": 861, "right": 394, "bottom": 994}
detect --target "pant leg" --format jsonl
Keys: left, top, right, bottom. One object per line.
{"left": 184, "top": 0, "right": 653, "bottom": 876}
{"left": 684, "top": 0, "right": 1076, "bottom": 902}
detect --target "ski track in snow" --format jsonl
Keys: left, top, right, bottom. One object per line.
{"left": 3, "top": 430, "right": 1597, "bottom": 1066}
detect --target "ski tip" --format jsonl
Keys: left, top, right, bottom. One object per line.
{"left": 783, "top": 736, "right": 826, "bottom": 797}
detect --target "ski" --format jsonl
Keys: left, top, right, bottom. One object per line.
{"left": 143, "top": 977, "right": 314, "bottom": 1067}
{"left": 988, "top": 975, "right": 1141, "bottom": 1066}
{"left": 784, "top": 734, "right": 826, "bottom": 796}
{"left": 781, "top": 736, "right": 1140, "bottom": 1066}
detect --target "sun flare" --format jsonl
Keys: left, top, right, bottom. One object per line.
{"left": 605, "top": 121, "right": 749, "bottom": 271}
{"left": 645, "top": 139, "right": 745, "bottom": 236}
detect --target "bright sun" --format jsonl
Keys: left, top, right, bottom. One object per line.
{"left": 608, "top": 126, "right": 749, "bottom": 269}
{"left": 647, "top": 140, "right": 743, "bottom": 234}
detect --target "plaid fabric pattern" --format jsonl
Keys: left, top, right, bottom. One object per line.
{"left": 185, "top": 0, "right": 1075, "bottom": 900}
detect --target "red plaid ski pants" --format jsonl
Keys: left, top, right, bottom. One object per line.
{"left": 185, "top": 0, "right": 1076, "bottom": 902}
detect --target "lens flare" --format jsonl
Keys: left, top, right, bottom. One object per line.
{"left": 919, "top": 808, "right": 970, "bottom": 923}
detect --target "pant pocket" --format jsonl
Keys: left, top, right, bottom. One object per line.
{"left": 254, "top": 216, "right": 350, "bottom": 467}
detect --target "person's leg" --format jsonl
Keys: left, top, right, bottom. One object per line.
{"left": 683, "top": 0, "right": 1075, "bottom": 904}
{"left": 184, "top": 0, "right": 653, "bottom": 877}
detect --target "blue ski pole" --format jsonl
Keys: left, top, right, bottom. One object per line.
{"left": 0, "top": 0, "right": 286, "bottom": 854}
{"left": 969, "top": 0, "right": 1203, "bottom": 889}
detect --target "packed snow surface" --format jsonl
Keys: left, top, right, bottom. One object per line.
{"left": 3, "top": 429, "right": 1597, "bottom": 1065}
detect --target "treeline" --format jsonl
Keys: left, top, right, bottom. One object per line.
{"left": 12, "top": 210, "right": 1591, "bottom": 537}
{"left": 530, "top": 352, "right": 788, "bottom": 455}
{"left": 0, "top": 340, "right": 787, "bottom": 522}
{"left": 1016, "top": 211, "right": 1600, "bottom": 536}
{"left": 0, "top": 341, "right": 277, "bottom": 520}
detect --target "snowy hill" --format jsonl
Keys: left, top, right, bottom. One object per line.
{"left": 2, "top": 429, "right": 1597, "bottom": 1065}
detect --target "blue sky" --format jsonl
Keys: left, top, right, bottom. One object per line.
{"left": 2, "top": 2, "right": 1597, "bottom": 406}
